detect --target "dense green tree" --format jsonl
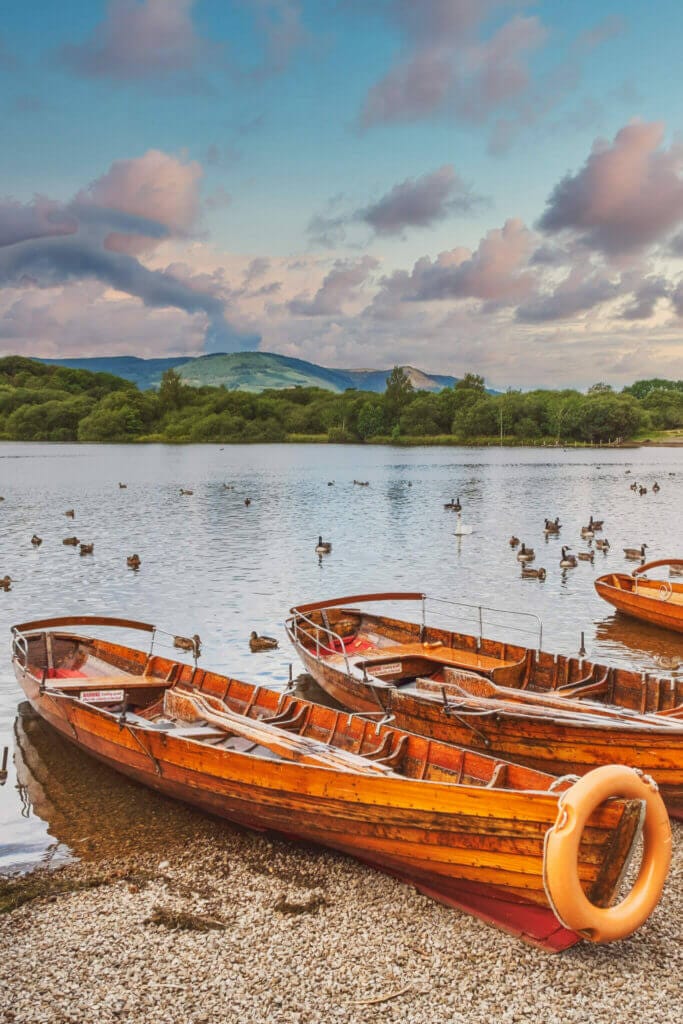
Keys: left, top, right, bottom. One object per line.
{"left": 384, "top": 366, "right": 414, "bottom": 426}
{"left": 623, "top": 378, "right": 683, "bottom": 399}
{"left": 0, "top": 354, "right": 674, "bottom": 445}
{"left": 641, "top": 388, "right": 683, "bottom": 428}
{"left": 158, "top": 368, "right": 188, "bottom": 410}
{"left": 453, "top": 396, "right": 498, "bottom": 438}
{"left": 399, "top": 394, "right": 443, "bottom": 436}
{"left": 454, "top": 372, "right": 486, "bottom": 392}
{"left": 357, "top": 400, "right": 384, "bottom": 440}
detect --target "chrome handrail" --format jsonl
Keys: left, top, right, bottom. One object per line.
{"left": 10, "top": 626, "right": 28, "bottom": 670}
{"left": 285, "top": 611, "right": 352, "bottom": 677}
{"left": 288, "top": 592, "right": 544, "bottom": 653}
{"left": 425, "top": 595, "right": 543, "bottom": 649}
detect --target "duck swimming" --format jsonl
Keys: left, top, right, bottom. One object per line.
{"left": 508, "top": 535, "right": 520, "bottom": 547}
{"left": 127, "top": 554, "right": 141, "bottom": 570}
{"left": 62, "top": 536, "right": 79, "bottom": 546}
{"left": 31, "top": 535, "right": 42, "bottom": 547}
{"left": 173, "top": 634, "right": 202, "bottom": 656}
{"left": 79, "top": 543, "right": 94, "bottom": 556}
{"left": 249, "top": 631, "right": 279, "bottom": 652}
{"left": 521, "top": 566, "right": 546, "bottom": 580}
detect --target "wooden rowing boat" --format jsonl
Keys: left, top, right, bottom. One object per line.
{"left": 286, "top": 593, "right": 683, "bottom": 818}
{"left": 595, "top": 559, "right": 683, "bottom": 634}
{"left": 10, "top": 615, "right": 672, "bottom": 950}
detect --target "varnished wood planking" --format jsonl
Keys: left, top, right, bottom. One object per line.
{"left": 11, "top": 617, "right": 659, "bottom": 947}
{"left": 288, "top": 600, "right": 683, "bottom": 815}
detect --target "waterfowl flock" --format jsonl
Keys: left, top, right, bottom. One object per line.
{"left": 2, "top": 464, "right": 676, "bottom": 682}
{"left": 6, "top": 476, "right": 380, "bottom": 604}
{"left": 506, "top": 495, "right": 667, "bottom": 585}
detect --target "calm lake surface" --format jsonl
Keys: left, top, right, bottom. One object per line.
{"left": 1, "top": 442, "right": 681, "bottom": 873}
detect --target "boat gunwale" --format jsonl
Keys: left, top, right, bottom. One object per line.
{"left": 12, "top": 637, "right": 577, "bottom": 806}
{"left": 285, "top": 603, "right": 680, "bottom": 734}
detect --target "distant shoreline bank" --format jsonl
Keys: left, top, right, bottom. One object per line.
{"left": 2, "top": 436, "right": 682, "bottom": 448}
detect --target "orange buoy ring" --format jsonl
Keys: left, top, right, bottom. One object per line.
{"left": 543, "top": 765, "right": 671, "bottom": 943}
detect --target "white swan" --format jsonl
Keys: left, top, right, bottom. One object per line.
{"left": 453, "top": 510, "right": 473, "bottom": 536}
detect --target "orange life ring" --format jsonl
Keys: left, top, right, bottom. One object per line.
{"left": 543, "top": 765, "right": 671, "bottom": 943}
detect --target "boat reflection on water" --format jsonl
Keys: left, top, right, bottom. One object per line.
{"left": 594, "top": 614, "right": 683, "bottom": 673}
{"left": 10, "top": 672, "right": 332, "bottom": 868}
{"left": 12, "top": 702, "right": 229, "bottom": 866}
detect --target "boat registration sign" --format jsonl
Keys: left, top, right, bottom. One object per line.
{"left": 372, "top": 662, "right": 402, "bottom": 677}
{"left": 81, "top": 689, "right": 125, "bottom": 704}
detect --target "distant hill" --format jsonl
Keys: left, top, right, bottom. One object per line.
{"left": 37, "top": 352, "right": 459, "bottom": 393}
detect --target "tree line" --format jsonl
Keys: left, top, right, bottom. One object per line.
{"left": 0, "top": 356, "right": 680, "bottom": 445}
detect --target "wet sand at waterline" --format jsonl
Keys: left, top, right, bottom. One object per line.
{"left": 0, "top": 442, "right": 681, "bottom": 1022}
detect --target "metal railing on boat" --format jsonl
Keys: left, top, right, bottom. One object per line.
{"left": 10, "top": 616, "right": 202, "bottom": 673}
{"left": 285, "top": 610, "right": 352, "bottom": 677}
{"left": 286, "top": 592, "right": 544, "bottom": 667}
{"left": 424, "top": 596, "right": 543, "bottom": 650}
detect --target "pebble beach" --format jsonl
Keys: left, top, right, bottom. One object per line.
{"left": 1, "top": 809, "right": 680, "bottom": 1024}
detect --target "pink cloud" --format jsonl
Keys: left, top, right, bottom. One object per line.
{"left": 381, "top": 218, "right": 536, "bottom": 304}
{"left": 59, "top": 1, "right": 204, "bottom": 81}
{"left": 358, "top": 2, "right": 546, "bottom": 130}
{"left": 289, "top": 256, "right": 379, "bottom": 316}
{"left": 58, "top": 1, "right": 307, "bottom": 86}
{"left": 538, "top": 121, "right": 683, "bottom": 255}
{"left": 76, "top": 149, "right": 203, "bottom": 253}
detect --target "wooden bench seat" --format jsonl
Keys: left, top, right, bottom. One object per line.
{"left": 45, "top": 676, "right": 167, "bottom": 693}
{"left": 373, "top": 642, "right": 517, "bottom": 674}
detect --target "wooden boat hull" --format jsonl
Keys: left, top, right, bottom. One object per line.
{"left": 14, "top": 669, "right": 580, "bottom": 950}
{"left": 287, "top": 597, "right": 683, "bottom": 819}
{"left": 11, "top": 617, "right": 661, "bottom": 952}
{"left": 295, "top": 642, "right": 683, "bottom": 817}
{"left": 595, "top": 572, "right": 683, "bottom": 634}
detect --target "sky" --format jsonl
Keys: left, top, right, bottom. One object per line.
{"left": 1, "top": 1, "right": 683, "bottom": 388}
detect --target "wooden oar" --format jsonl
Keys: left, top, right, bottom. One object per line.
{"left": 164, "top": 689, "right": 395, "bottom": 775}
{"left": 418, "top": 675, "right": 681, "bottom": 727}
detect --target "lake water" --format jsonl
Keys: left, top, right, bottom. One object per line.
{"left": 1, "top": 441, "right": 681, "bottom": 873}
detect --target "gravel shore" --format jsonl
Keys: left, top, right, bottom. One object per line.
{"left": 1, "top": 812, "right": 680, "bottom": 1024}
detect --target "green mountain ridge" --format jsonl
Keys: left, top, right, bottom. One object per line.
{"left": 37, "top": 352, "right": 458, "bottom": 393}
